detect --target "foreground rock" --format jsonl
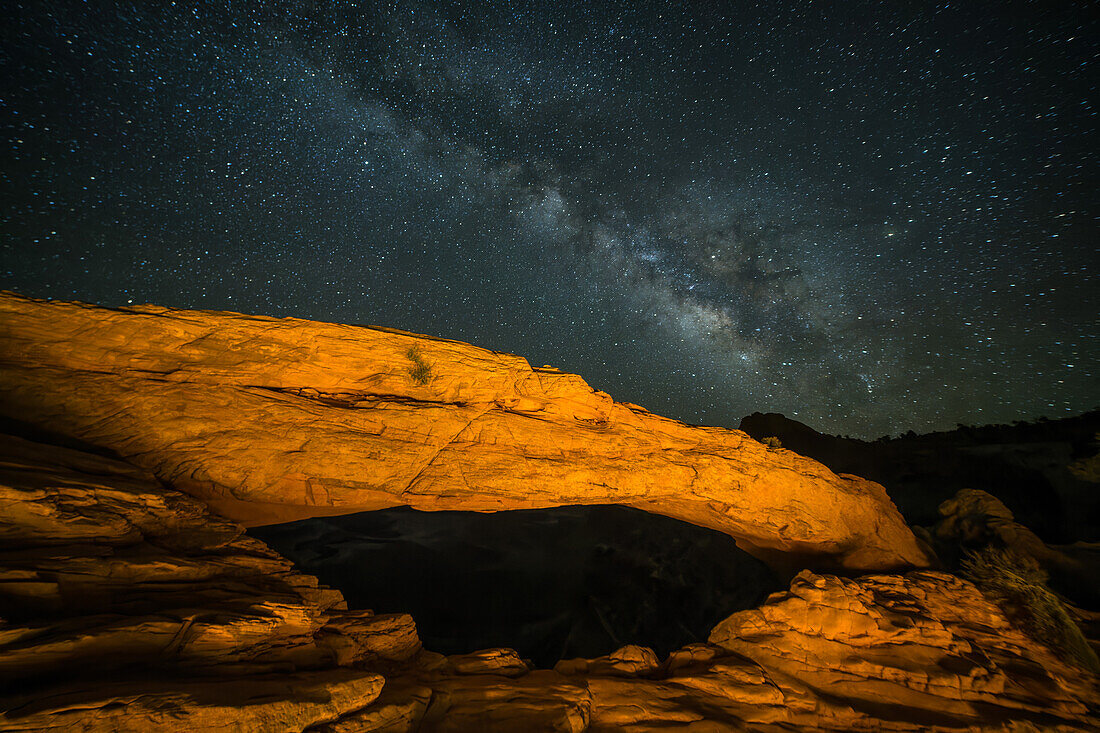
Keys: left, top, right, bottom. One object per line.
{"left": 0, "top": 433, "right": 419, "bottom": 730}
{"left": 708, "top": 571, "right": 1098, "bottom": 730}
{"left": 415, "top": 572, "right": 1100, "bottom": 731}
{"left": 0, "top": 292, "right": 928, "bottom": 573}
{"left": 4, "top": 672, "right": 386, "bottom": 732}
{"left": 2, "top": 431, "right": 1096, "bottom": 730}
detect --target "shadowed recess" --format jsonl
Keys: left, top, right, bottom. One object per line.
{"left": 251, "top": 505, "right": 781, "bottom": 668}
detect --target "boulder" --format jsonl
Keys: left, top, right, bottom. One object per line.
{"left": 707, "top": 570, "right": 1099, "bottom": 729}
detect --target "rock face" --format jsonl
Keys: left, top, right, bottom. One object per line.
{"left": 2, "top": 429, "right": 1097, "bottom": 730}
{"left": 0, "top": 292, "right": 929, "bottom": 573}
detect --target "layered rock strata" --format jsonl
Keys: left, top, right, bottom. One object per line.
{"left": 1, "top": 431, "right": 1097, "bottom": 730}
{"left": 0, "top": 433, "right": 419, "bottom": 730}
{"left": 0, "top": 292, "right": 927, "bottom": 573}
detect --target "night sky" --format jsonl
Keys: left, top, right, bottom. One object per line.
{"left": 3, "top": 2, "right": 1097, "bottom": 438}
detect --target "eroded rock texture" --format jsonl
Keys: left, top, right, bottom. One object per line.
{"left": 401, "top": 571, "right": 1100, "bottom": 731}
{"left": 0, "top": 433, "right": 416, "bottom": 730}
{"left": 708, "top": 571, "right": 1099, "bottom": 730}
{"left": 0, "top": 292, "right": 928, "bottom": 572}
{"left": 1, "top": 431, "right": 1097, "bottom": 730}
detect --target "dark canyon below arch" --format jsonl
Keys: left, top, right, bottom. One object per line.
{"left": 250, "top": 505, "right": 782, "bottom": 668}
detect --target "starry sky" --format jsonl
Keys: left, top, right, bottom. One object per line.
{"left": 3, "top": 1, "right": 1097, "bottom": 438}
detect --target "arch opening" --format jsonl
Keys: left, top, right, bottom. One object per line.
{"left": 251, "top": 504, "right": 782, "bottom": 668}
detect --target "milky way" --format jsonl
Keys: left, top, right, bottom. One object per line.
{"left": 3, "top": 2, "right": 1096, "bottom": 437}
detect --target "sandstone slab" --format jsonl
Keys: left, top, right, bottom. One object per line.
{"left": 0, "top": 670, "right": 385, "bottom": 732}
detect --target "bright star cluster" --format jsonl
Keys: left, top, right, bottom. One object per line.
{"left": 3, "top": 1, "right": 1096, "bottom": 437}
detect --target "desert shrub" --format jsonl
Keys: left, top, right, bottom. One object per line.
{"left": 1068, "top": 432, "right": 1100, "bottom": 482}
{"left": 961, "top": 547, "right": 1100, "bottom": 673}
{"left": 406, "top": 346, "right": 433, "bottom": 385}
{"left": 761, "top": 436, "right": 782, "bottom": 449}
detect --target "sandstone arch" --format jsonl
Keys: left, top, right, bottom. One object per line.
{"left": 0, "top": 292, "right": 930, "bottom": 573}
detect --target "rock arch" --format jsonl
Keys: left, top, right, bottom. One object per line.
{"left": 0, "top": 292, "right": 930, "bottom": 573}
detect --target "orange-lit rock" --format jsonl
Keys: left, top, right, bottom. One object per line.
{"left": 555, "top": 644, "right": 661, "bottom": 678}
{"left": 1, "top": 671, "right": 387, "bottom": 732}
{"left": 707, "top": 570, "right": 1099, "bottom": 729}
{"left": 394, "top": 571, "right": 1098, "bottom": 731}
{"left": 0, "top": 432, "right": 405, "bottom": 730}
{"left": 0, "top": 292, "right": 928, "bottom": 573}
{"left": 0, "top": 433, "right": 425, "bottom": 679}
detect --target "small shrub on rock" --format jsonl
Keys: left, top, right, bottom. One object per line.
{"left": 406, "top": 346, "right": 433, "bottom": 385}
{"left": 962, "top": 547, "right": 1100, "bottom": 673}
